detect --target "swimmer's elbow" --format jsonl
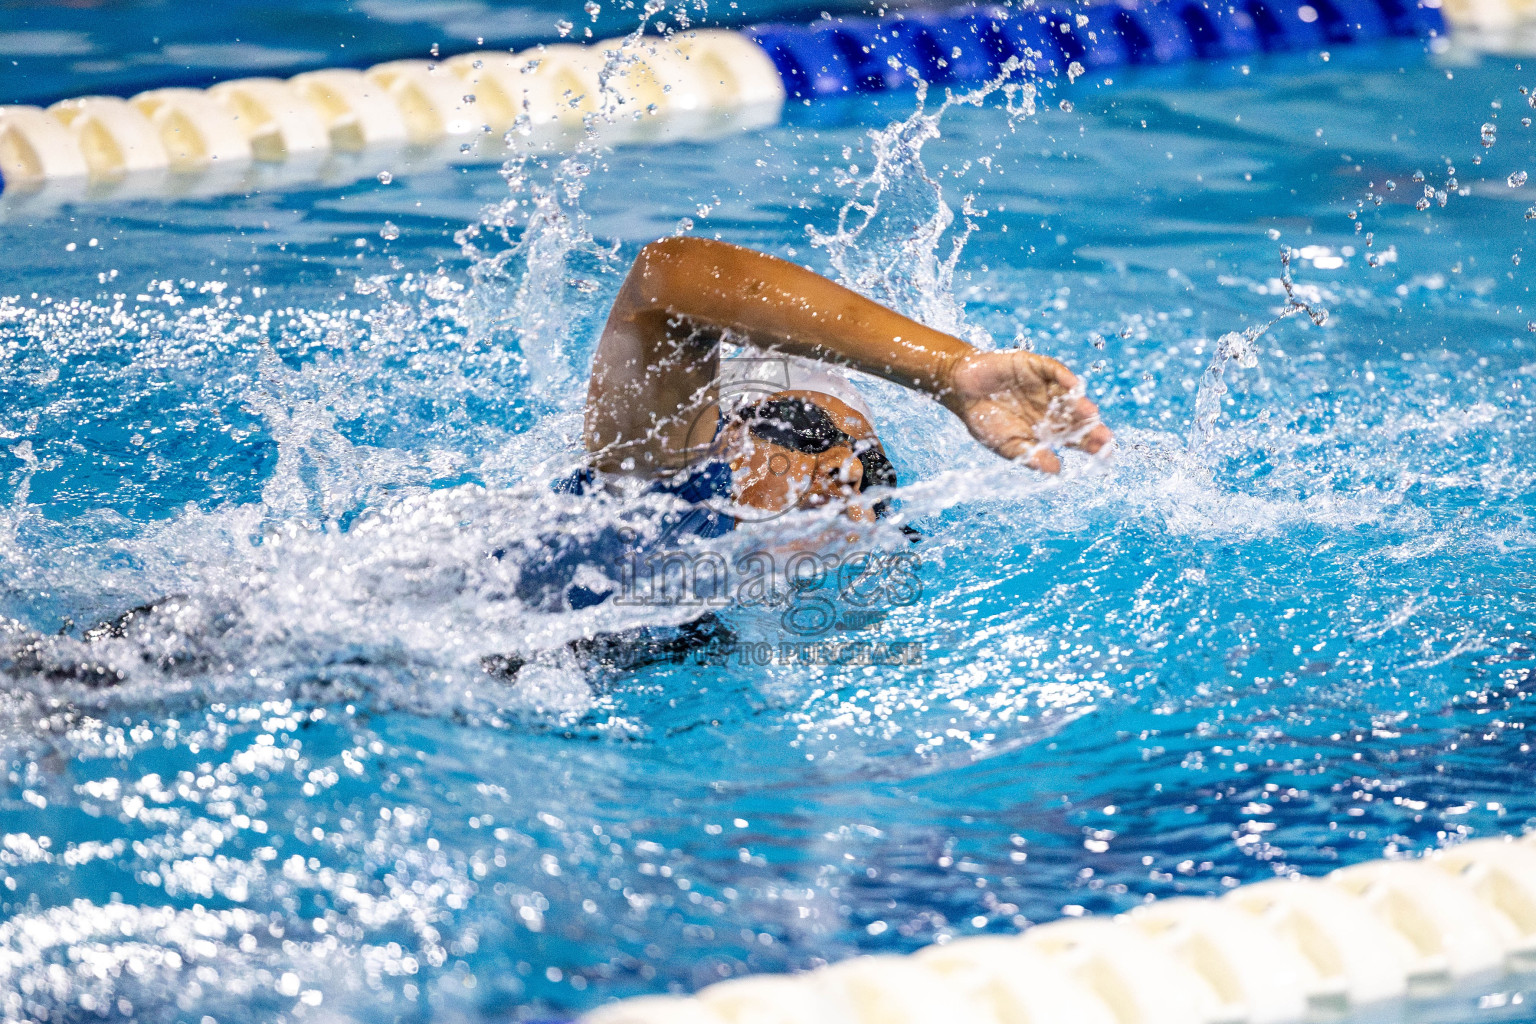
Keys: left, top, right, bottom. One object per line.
{"left": 627, "top": 237, "right": 737, "bottom": 313}
{"left": 623, "top": 240, "right": 682, "bottom": 314}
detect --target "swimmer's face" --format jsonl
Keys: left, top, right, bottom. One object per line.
{"left": 727, "top": 391, "right": 886, "bottom": 523}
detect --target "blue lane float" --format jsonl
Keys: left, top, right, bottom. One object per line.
{"left": 1316, "top": 0, "right": 1395, "bottom": 39}
{"left": 1044, "top": 4, "right": 1132, "bottom": 68}
{"left": 750, "top": 0, "right": 1444, "bottom": 98}
{"left": 743, "top": 24, "right": 859, "bottom": 98}
{"left": 1180, "top": 2, "right": 1264, "bottom": 59}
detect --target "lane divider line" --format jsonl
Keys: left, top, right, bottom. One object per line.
{"left": 579, "top": 835, "right": 1536, "bottom": 1024}
{"left": 0, "top": 1, "right": 1444, "bottom": 201}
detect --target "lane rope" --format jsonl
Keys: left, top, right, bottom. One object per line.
{"left": 0, "top": 1, "right": 1444, "bottom": 200}
{"left": 580, "top": 835, "right": 1536, "bottom": 1024}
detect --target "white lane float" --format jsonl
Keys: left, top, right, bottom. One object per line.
{"left": 1432, "top": 834, "right": 1536, "bottom": 963}
{"left": 287, "top": 68, "right": 409, "bottom": 151}
{"left": 130, "top": 88, "right": 253, "bottom": 170}
{"left": 365, "top": 59, "right": 484, "bottom": 144}
{"left": 1327, "top": 857, "right": 1513, "bottom": 982}
{"left": 576, "top": 836, "right": 1536, "bottom": 1024}
{"left": 1021, "top": 916, "right": 1227, "bottom": 1024}
{"left": 1127, "top": 897, "right": 1316, "bottom": 1023}
{"left": 668, "top": 29, "right": 787, "bottom": 109}
{"left": 510, "top": 43, "right": 608, "bottom": 127}
{"left": 604, "top": 37, "right": 713, "bottom": 116}
{"left": 582, "top": 994, "right": 728, "bottom": 1024}
{"left": 815, "top": 954, "right": 1001, "bottom": 1024}
{"left": 443, "top": 52, "right": 533, "bottom": 134}
{"left": 47, "top": 96, "right": 168, "bottom": 177}
{"left": 1, "top": 27, "right": 790, "bottom": 201}
{"left": 699, "top": 972, "right": 855, "bottom": 1024}
{"left": 1226, "top": 876, "right": 1417, "bottom": 1005}
{"left": 916, "top": 936, "right": 1120, "bottom": 1024}
{"left": 206, "top": 78, "right": 330, "bottom": 161}
{"left": 0, "top": 106, "right": 89, "bottom": 186}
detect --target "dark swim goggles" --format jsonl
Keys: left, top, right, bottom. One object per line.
{"left": 737, "top": 397, "right": 897, "bottom": 492}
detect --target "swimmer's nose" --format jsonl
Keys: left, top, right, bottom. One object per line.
{"left": 823, "top": 447, "right": 862, "bottom": 490}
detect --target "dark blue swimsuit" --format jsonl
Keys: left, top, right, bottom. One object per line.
{"left": 503, "top": 458, "right": 735, "bottom": 611}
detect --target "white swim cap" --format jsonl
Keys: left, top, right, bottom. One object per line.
{"left": 716, "top": 354, "right": 876, "bottom": 425}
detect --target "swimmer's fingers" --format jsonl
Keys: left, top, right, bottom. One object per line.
{"left": 1026, "top": 447, "right": 1062, "bottom": 474}
{"left": 996, "top": 432, "right": 1062, "bottom": 474}
{"left": 1039, "top": 360, "right": 1114, "bottom": 457}
{"left": 1077, "top": 418, "right": 1115, "bottom": 456}
{"left": 1066, "top": 396, "right": 1114, "bottom": 456}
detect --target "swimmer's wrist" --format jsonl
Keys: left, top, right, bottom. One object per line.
{"left": 931, "top": 344, "right": 975, "bottom": 411}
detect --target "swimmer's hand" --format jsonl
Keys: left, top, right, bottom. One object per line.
{"left": 944, "top": 349, "right": 1114, "bottom": 474}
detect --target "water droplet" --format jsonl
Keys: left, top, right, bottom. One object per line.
{"left": 1267, "top": 228, "right": 1281, "bottom": 240}
{"left": 1447, "top": 177, "right": 1458, "bottom": 190}
{"left": 555, "top": 19, "right": 573, "bottom": 36}
{"left": 1515, "top": 253, "right": 1523, "bottom": 265}
{"left": 380, "top": 221, "right": 400, "bottom": 241}
{"left": 1482, "top": 122, "right": 1498, "bottom": 147}
{"left": 586, "top": 0, "right": 601, "bottom": 16}
{"left": 430, "top": 42, "right": 440, "bottom": 57}
{"left": 1415, "top": 197, "right": 1431, "bottom": 211}
{"left": 1385, "top": 179, "right": 1396, "bottom": 190}
{"left": 377, "top": 171, "right": 393, "bottom": 185}
{"left": 1527, "top": 320, "right": 1536, "bottom": 331}
{"left": 1411, "top": 170, "right": 1425, "bottom": 182}
{"left": 1525, "top": 206, "right": 1536, "bottom": 219}
{"left": 1512, "top": 170, "right": 1529, "bottom": 187}
{"left": 1059, "top": 99, "right": 1074, "bottom": 112}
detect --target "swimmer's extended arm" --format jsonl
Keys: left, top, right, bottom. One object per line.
{"left": 583, "top": 236, "right": 1112, "bottom": 475}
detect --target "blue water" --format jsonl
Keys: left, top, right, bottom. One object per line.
{"left": 1, "top": 13, "right": 1534, "bottom": 1024}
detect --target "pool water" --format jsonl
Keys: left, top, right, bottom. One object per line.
{"left": 1, "top": 16, "right": 1535, "bottom": 1024}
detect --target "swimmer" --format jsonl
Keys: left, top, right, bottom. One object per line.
{"left": 576, "top": 236, "right": 1113, "bottom": 520}
{"left": 7, "top": 238, "right": 1114, "bottom": 689}
{"left": 486, "top": 236, "right": 1118, "bottom": 673}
